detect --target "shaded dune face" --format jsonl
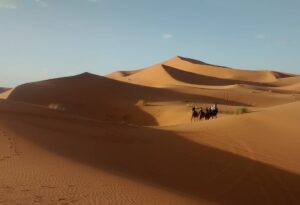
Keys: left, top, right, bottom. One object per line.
{"left": 271, "top": 76, "right": 300, "bottom": 86}
{"left": 161, "top": 65, "right": 271, "bottom": 86}
{"left": 162, "top": 56, "right": 294, "bottom": 83}
{"left": 268, "top": 76, "right": 300, "bottom": 92}
{"left": 8, "top": 73, "right": 246, "bottom": 126}
{"left": 8, "top": 73, "right": 157, "bottom": 125}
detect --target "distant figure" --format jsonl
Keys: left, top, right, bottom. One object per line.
{"left": 190, "top": 104, "right": 219, "bottom": 122}
{"left": 191, "top": 105, "right": 199, "bottom": 122}
{"left": 211, "top": 104, "right": 218, "bottom": 119}
{"left": 205, "top": 107, "right": 211, "bottom": 120}
{"left": 207, "top": 104, "right": 219, "bottom": 119}
{"left": 199, "top": 107, "right": 205, "bottom": 120}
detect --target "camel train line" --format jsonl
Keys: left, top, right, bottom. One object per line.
{"left": 191, "top": 104, "right": 218, "bottom": 122}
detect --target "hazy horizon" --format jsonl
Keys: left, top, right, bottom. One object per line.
{"left": 1, "top": 0, "right": 300, "bottom": 87}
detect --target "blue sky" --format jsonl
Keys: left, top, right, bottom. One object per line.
{"left": 0, "top": 0, "right": 299, "bottom": 87}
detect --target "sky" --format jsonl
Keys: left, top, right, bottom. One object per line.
{"left": 0, "top": 0, "right": 300, "bottom": 87}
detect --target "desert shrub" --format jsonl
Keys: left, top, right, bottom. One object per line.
{"left": 48, "top": 103, "right": 66, "bottom": 111}
{"left": 235, "top": 107, "right": 248, "bottom": 114}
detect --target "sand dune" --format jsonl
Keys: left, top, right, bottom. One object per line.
{"left": 269, "top": 76, "right": 300, "bottom": 91}
{"left": 8, "top": 72, "right": 250, "bottom": 126}
{"left": 110, "top": 64, "right": 272, "bottom": 87}
{"left": 1, "top": 57, "right": 299, "bottom": 204}
{"left": 8, "top": 72, "right": 161, "bottom": 125}
{"left": 282, "top": 83, "right": 300, "bottom": 91}
{"left": 271, "top": 76, "right": 300, "bottom": 86}
{"left": 170, "top": 101, "right": 300, "bottom": 173}
{"left": 7, "top": 71, "right": 297, "bottom": 127}
{"left": 0, "top": 97, "right": 300, "bottom": 204}
{"left": 162, "top": 56, "right": 293, "bottom": 82}
{"left": 107, "top": 56, "right": 294, "bottom": 86}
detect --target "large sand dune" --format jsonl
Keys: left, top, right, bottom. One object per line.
{"left": 0, "top": 56, "right": 300, "bottom": 204}
{"left": 107, "top": 56, "right": 294, "bottom": 87}
{"left": 8, "top": 72, "right": 258, "bottom": 126}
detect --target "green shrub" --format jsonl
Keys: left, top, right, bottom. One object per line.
{"left": 235, "top": 107, "right": 248, "bottom": 114}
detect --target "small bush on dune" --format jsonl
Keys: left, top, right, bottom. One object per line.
{"left": 235, "top": 107, "right": 248, "bottom": 114}
{"left": 48, "top": 103, "right": 66, "bottom": 111}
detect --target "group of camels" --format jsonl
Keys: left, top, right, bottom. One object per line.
{"left": 191, "top": 104, "right": 219, "bottom": 122}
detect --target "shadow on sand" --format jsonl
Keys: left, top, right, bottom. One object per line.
{"left": 162, "top": 65, "right": 272, "bottom": 87}
{"left": 0, "top": 105, "right": 300, "bottom": 205}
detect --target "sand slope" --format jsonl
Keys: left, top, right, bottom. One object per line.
{"left": 0, "top": 99, "right": 300, "bottom": 205}
{"left": 8, "top": 72, "right": 259, "bottom": 126}
{"left": 269, "top": 76, "right": 300, "bottom": 91}
{"left": 282, "top": 83, "right": 300, "bottom": 91}
{"left": 271, "top": 76, "right": 300, "bottom": 87}
{"left": 7, "top": 72, "right": 177, "bottom": 125}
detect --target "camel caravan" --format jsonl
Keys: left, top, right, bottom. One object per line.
{"left": 191, "top": 104, "right": 218, "bottom": 122}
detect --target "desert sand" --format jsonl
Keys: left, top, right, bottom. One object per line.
{"left": 0, "top": 56, "right": 300, "bottom": 204}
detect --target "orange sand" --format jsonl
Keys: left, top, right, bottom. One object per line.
{"left": 0, "top": 56, "right": 299, "bottom": 204}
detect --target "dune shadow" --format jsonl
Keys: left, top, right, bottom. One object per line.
{"left": 162, "top": 65, "right": 274, "bottom": 87}
{"left": 176, "top": 56, "right": 293, "bottom": 80}
{"left": 1, "top": 109, "right": 300, "bottom": 205}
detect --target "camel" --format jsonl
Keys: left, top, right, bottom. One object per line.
{"left": 191, "top": 104, "right": 219, "bottom": 122}
{"left": 199, "top": 108, "right": 206, "bottom": 120}
{"left": 205, "top": 104, "right": 219, "bottom": 120}
{"left": 191, "top": 107, "right": 199, "bottom": 122}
